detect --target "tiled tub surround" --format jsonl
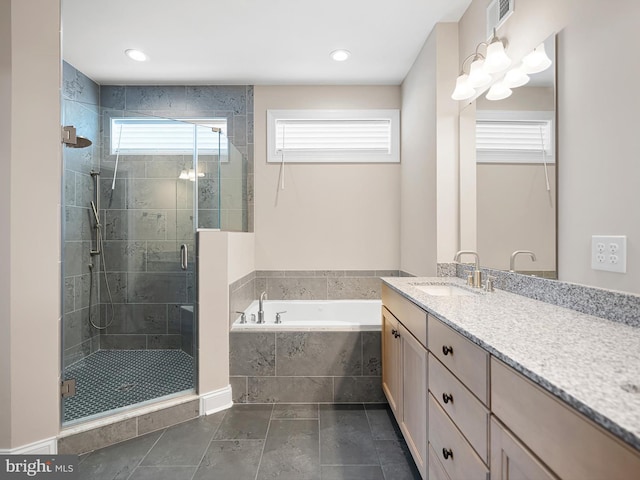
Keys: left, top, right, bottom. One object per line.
{"left": 230, "top": 330, "right": 384, "bottom": 404}
{"left": 438, "top": 262, "right": 640, "bottom": 327}
{"left": 228, "top": 270, "right": 401, "bottom": 327}
{"left": 382, "top": 276, "right": 640, "bottom": 451}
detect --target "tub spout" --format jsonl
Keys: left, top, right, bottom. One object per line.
{"left": 258, "top": 291, "right": 267, "bottom": 324}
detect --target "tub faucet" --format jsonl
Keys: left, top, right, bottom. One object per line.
{"left": 453, "top": 250, "right": 482, "bottom": 288}
{"left": 258, "top": 291, "right": 267, "bottom": 324}
{"left": 510, "top": 250, "right": 537, "bottom": 272}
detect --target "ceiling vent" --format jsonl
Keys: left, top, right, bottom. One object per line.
{"left": 486, "top": 0, "right": 515, "bottom": 39}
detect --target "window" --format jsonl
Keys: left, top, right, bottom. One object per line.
{"left": 476, "top": 110, "right": 555, "bottom": 164}
{"left": 110, "top": 118, "right": 228, "bottom": 156}
{"left": 267, "top": 109, "right": 400, "bottom": 163}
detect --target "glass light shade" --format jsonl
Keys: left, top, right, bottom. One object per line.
{"left": 503, "top": 67, "right": 530, "bottom": 88}
{"left": 467, "top": 58, "right": 492, "bottom": 89}
{"left": 451, "top": 74, "right": 476, "bottom": 101}
{"left": 521, "top": 43, "right": 552, "bottom": 74}
{"left": 486, "top": 81, "right": 512, "bottom": 101}
{"left": 484, "top": 40, "right": 511, "bottom": 74}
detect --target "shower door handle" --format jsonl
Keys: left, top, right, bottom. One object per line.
{"left": 180, "top": 244, "right": 188, "bottom": 270}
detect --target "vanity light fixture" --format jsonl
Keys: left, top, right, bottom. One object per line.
{"left": 330, "top": 49, "right": 351, "bottom": 62}
{"left": 521, "top": 43, "right": 552, "bottom": 74}
{"left": 483, "top": 29, "right": 511, "bottom": 73}
{"left": 451, "top": 73, "right": 476, "bottom": 101}
{"left": 451, "top": 28, "right": 511, "bottom": 101}
{"left": 468, "top": 57, "right": 492, "bottom": 89}
{"left": 124, "top": 49, "right": 148, "bottom": 62}
{"left": 503, "top": 67, "right": 530, "bottom": 88}
{"left": 486, "top": 80, "right": 512, "bottom": 101}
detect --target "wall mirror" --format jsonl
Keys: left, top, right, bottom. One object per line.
{"left": 460, "top": 34, "right": 557, "bottom": 277}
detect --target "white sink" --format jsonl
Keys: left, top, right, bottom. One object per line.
{"left": 412, "top": 284, "right": 477, "bottom": 296}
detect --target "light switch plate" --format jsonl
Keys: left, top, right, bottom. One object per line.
{"left": 591, "top": 235, "right": 627, "bottom": 273}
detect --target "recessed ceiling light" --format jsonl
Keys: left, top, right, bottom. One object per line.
{"left": 330, "top": 49, "right": 351, "bottom": 62}
{"left": 125, "top": 49, "right": 148, "bottom": 62}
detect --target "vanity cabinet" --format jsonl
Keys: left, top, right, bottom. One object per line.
{"left": 382, "top": 281, "right": 640, "bottom": 480}
{"left": 382, "top": 306, "right": 402, "bottom": 416}
{"left": 492, "top": 357, "right": 640, "bottom": 480}
{"left": 382, "top": 286, "right": 428, "bottom": 479}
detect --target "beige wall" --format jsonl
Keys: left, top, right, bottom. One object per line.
{"left": 198, "top": 232, "right": 229, "bottom": 394}
{"left": 253, "top": 86, "right": 401, "bottom": 271}
{"left": 400, "top": 23, "right": 459, "bottom": 275}
{"left": 198, "top": 231, "right": 255, "bottom": 394}
{"left": 1, "top": 0, "right": 61, "bottom": 449}
{"left": 459, "top": 0, "right": 640, "bottom": 293}
{"left": 0, "top": 0, "right": 12, "bottom": 450}
{"left": 558, "top": 0, "right": 640, "bottom": 293}
{"left": 436, "top": 23, "right": 461, "bottom": 263}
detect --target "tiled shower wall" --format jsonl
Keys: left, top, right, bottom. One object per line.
{"left": 99, "top": 85, "right": 254, "bottom": 232}
{"left": 62, "top": 61, "right": 101, "bottom": 367}
{"left": 96, "top": 84, "right": 253, "bottom": 349}
{"left": 63, "top": 70, "right": 254, "bottom": 354}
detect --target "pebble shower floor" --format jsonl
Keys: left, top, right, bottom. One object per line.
{"left": 63, "top": 350, "right": 194, "bottom": 423}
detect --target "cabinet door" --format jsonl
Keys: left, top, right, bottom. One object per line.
{"left": 382, "top": 307, "right": 402, "bottom": 417}
{"left": 399, "top": 323, "right": 427, "bottom": 479}
{"left": 491, "top": 417, "right": 558, "bottom": 480}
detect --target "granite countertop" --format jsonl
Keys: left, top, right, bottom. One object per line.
{"left": 382, "top": 276, "right": 640, "bottom": 451}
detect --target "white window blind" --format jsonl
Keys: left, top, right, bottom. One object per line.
{"left": 267, "top": 110, "right": 400, "bottom": 163}
{"left": 110, "top": 118, "right": 228, "bottom": 156}
{"left": 475, "top": 111, "right": 555, "bottom": 164}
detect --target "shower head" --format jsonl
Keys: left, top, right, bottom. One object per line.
{"left": 65, "top": 136, "right": 92, "bottom": 148}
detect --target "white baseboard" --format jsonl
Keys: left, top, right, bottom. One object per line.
{"left": 200, "top": 385, "right": 233, "bottom": 415}
{"left": 0, "top": 437, "right": 57, "bottom": 455}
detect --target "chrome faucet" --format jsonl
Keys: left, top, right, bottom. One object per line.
{"left": 453, "top": 250, "right": 482, "bottom": 288}
{"left": 510, "top": 250, "right": 537, "bottom": 272}
{"left": 258, "top": 291, "right": 267, "bottom": 324}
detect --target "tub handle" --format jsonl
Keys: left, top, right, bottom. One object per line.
{"left": 235, "top": 311, "right": 246, "bottom": 324}
{"left": 275, "top": 311, "right": 287, "bottom": 324}
{"left": 250, "top": 313, "right": 256, "bottom": 323}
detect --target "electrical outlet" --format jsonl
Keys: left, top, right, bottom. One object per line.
{"left": 592, "top": 235, "right": 627, "bottom": 273}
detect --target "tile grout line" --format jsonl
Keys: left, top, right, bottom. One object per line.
{"left": 253, "top": 403, "right": 275, "bottom": 480}
{"left": 189, "top": 408, "right": 231, "bottom": 480}
{"left": 123, "top": 427, "right": 168, "bottom": 480}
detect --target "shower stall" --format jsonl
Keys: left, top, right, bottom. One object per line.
{"left": 61, "top": 78, "right": 248, "bottom": 424}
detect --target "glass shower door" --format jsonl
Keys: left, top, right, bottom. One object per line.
{"left": 61, "top": 107, "right": 203, "bottom": 424}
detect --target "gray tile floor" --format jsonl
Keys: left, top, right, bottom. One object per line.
{"left": 78, "top": 403, "right": 421, "bottom": 480}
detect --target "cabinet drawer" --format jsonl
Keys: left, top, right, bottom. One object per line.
{"left": 490, "top": 416, "right": 558, "bottom": 480}
{"left": 428, "top": 443, "right": 451, "bottom": 480}
{"left": 429, "top": 354, "right": 489, "bottom": 463}
{"left": 492, "top": 357, "right": 640, "bottom": 480}
{"left": 428, "top": 315, "right": 489, "bottom": 405}
{"left": 428, "top": 394, "right": 489, "bottom": 480}
{"left": 382, "top": 284, "right": 427, "bottom": 347}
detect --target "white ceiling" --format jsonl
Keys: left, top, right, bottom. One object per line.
{"left": 62, "top": 0, "right": 472, "bottom": 85}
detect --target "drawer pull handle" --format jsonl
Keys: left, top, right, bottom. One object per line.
{"left": 442, "top": 345, "right": 453, "bottom": 356}
{"left": 442, "top": 393, "right": 453, "bottom": 404}
{"left": 391, "top": 328, "right": 397, "bottom": 336}
{"left": 394, "top": 331, "right": 401, "bottom": 338}
{"left": 442, "top": 448, "right": 453, "bottom": 460}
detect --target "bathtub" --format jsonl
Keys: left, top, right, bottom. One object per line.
{"left": 231, "top": 299, "right": 382, "bottom": 332}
